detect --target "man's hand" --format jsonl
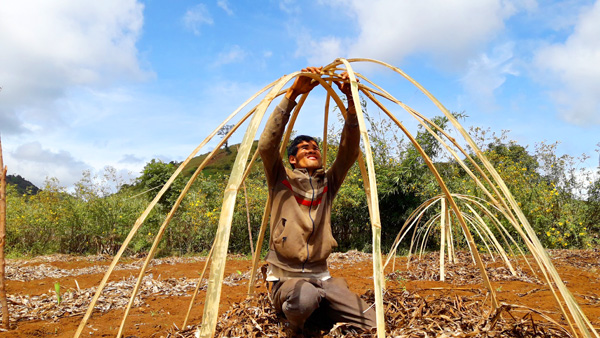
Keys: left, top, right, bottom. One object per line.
{"left": 334, "top": 72, "right": 357, "bottom": 100}
{"left": 285, "top": 66, "right": 323, "bottom": 101}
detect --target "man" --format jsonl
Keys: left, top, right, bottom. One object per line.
{"left": 258, "top": 67, "right": 376, "bottom": 335}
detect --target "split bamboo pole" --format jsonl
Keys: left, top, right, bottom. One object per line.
{"left": 74, "top": 77, "right": 282, "bottom": 338}
{"left": 247, "top": 196, "right": 271, "bottom": 296}
{"left": 322, "top": 84, "right": 331, "bottom": 169}
{"left": 446, "top": 204, "right": 455, "bottom": 263}
{"left": 0, "top": 137, "right": 9, "bottom": 329}
{"left": 181, "top": 243, "right": 214, "bottom": 329}
{"left": 116, "top": 106, "right": 257, "bottom": 337}
{"left": 199, "top": 72, "right": 301, "bottom": 337}
{"left": 358, "top": 77, "right": 518, "bottom": 233}
{"left": 338, "top": 59, "right": 385, "bottom": 337}
{"left": 247, "top": 92, "right": 306, "bottom": 296}
{"left": 243, "top": 182, "right": 254, "bottom": 256}
{"left": 417, "top": 215, "right": 441, "bottom": 259}
{"left": 459, "top": 195, "right": 529, "bottom": 266}
{"left": 385, "top": 195, "right": 438, "bottom": 269}
{"left": 352, "top": 63, "right": 525, "bottom": 239}
{"left": 360, "top": 86, "right": 499, "bottom": 308}
{"left": 439, "top": 198, "right": 446, "bottom": 281}
{"left": 348, "top": 57, "right": 596, "bottom": 337}
{"left": 373, "top": 89, "right": 535, "bottom": 273}
{"left": 386, "top": 194, "right": 522, "bottom": 277}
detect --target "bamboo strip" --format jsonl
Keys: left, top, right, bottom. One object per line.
{"left": 377, "top": 60, "right": 585, "bottom": 335}
{"left": 418, "top": 215, "right": 441, "bottom": 259}
{"left": 181, "top": 243, "right": 214, "bottom": 329}
{"left": 199, "top": 72, "right": 301, "bottom": 338}
{"left": 243, "top": 182, "right": 254, "bottom": 257}
{"left": 247, "top": 197, "right": 271, "bottom": 296}
{"left": 247, "top": 92, "right": 305, "bottom": 295}
{"left": 458, "top": 195, "right": 522, "bottom": 258}
{"left": 440, "top": 198, "right": 446, "bottom": 281}
{"left": 338, "top": 59, "right": 385, "bottom": 338}
{"left": 116, "top": 106, "right": 257, "bottom": 337}
{"left": 0, "top": 137, "right": 9, "bottom": 329}
{"left": 386, "top": 94, "right": 533, "bottom": 273}
{"left": 446, "top": 205, "right": 455, "bottom": 263}
{"left": 73, "top": 76, "right": 282, "bottom": 338}
{"left": 461, "top": 213, "right": 496, "bottom": 259}
{"left": 348, "top": 58, "right": 595, "bottom": 337}
{"left": 385, "top": 195, "right": 439, "bottom": 268}
{"left": 359, "top": 87, "right": 499, "bottom": 309}
{"left": 322, "top": 82, "right": 331, "bottom": 169}
{"left": 386, "top": 193, "right": 522, "bottom": 280}
{"left": 358, "top": 78, "right": 511, "bottom": 223}
{"left": 350, "top": 61, "right": 523, "bottom": 230}
{"left": 459, "top": 195, "right": 529, "bottom": 272}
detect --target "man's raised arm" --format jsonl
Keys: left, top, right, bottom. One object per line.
{"left": 329, "top": 72, "right": 361, "bottom": 189}
{"left": 258, "top": 67, "right": 323, "bottom": 185}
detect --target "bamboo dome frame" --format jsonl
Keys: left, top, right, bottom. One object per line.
{"left": 73, "top": 58, "right": 598, "bottom": 338}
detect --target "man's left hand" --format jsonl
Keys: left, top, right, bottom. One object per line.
{"left": 334, "top": 71, "right": 358, "bottom": 98}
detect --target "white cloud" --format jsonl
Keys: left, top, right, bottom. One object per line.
{"left": 279, "top": 0, "right": 301, "bottom": 14}
{"left": 214, "top": 45, "right": 248, "bottom": 66}
{"left": 0, "top": 0, "right": 149, "bottom": 135}
{"left": 119, "top": 154, "right": 144, "bottom": 164}
{"left": 183, "top": 4, "right": 214, "bottom": 36}
{"left": 533, "top": 1, "right": 600, "bottom": 125}
{"left": 348, "top": 0, "right": 517, "bottom": 67}
{"left": 298, "top": 0, "right": 529, "bottom": 70}
{"left": 7, "top": 142, "right": 91, "bottom": 188}
{"left": 461, "top": 42, "right": 519, "bottom": 109}
{"left": 217, "top": 0, "right": 234, "bottom": 15}
{"left": 295, "top": 33, "right": 344, "bottom": 66}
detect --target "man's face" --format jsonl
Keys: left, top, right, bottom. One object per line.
{"left": 289, "top": 140, "right": 322, "bottom": 172}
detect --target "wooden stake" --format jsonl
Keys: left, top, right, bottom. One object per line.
{"left": 0, "top": 136, "right": 9, "bottom": 329}
{"left": 242, "top": 181, "right": 254, "bottom": 256}
{"left": 439, "top": 198, "right": 446, "bottom": 282}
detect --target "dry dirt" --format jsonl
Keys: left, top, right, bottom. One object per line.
{"left": 0, "top": 249, "right": 598, "bottom": 337}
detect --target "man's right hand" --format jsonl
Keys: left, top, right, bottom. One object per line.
{"left": 285, "top": 66, "right": 323, "bottom": 101}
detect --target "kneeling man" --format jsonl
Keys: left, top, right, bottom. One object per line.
{"left": 258, "top": 67, "right": 376, "bottom": 335}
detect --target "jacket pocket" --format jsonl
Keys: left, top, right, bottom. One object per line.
{"left": 272, "top": 218, "right": 307, "bottom": 263}
{"left": 272, "top": 217, "right": 286, "bottom": 240}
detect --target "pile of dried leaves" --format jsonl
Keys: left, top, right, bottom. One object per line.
{"left": 5, "top": 255, "right": 208, "bottom": 282}
{"left": 5, "top": 274, "right": 201, "bottom": 322}
{"left": 167, "top": 288, "right": 570, "bottom": 338}
{"left": 2, "top": 265, "right": 253, "bottom": 325}
{"left": 389, "top": 251, "right": 540, "bottom": 285}
{"left": 547, "top": 249, "right": 600, "bottom": 271}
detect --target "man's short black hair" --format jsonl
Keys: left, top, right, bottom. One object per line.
{"left": 287, "top": 135, "right": 319, "bottom": 168}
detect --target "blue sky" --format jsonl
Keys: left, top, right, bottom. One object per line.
{"left": 1, "top": 0, "right": 599, "bottom": 189}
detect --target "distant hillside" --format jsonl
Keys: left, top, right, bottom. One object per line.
{"left": 6, "top": 174, "right": 40, "bottom": 195}
{"left": 181, "top": 141, "right": 260, "bottom": 177}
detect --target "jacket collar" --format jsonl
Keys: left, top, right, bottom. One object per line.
{"left": 293, "top": 167, "right": 325, "bottom": 178}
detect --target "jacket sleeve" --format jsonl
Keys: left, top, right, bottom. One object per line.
{"left": 258, "top": 97, "right": 297, "bottom": 187}
{"left": 328, "top": 102, "right": 360, "bottom": 195}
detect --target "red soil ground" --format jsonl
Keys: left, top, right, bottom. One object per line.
{"left": 0, "top": 250, "right": 598, "bottom": 337}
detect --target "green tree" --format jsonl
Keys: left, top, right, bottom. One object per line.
{"left": 137, "top": 159, "right": 185, "bottom": 208}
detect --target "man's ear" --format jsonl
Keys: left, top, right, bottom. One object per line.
{"left": 289, "top": 155, "right": 297, "bottom": 166}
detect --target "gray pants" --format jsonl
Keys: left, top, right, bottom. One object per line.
{"left": 271, "top": 277, "right": 377, "bottom": 331}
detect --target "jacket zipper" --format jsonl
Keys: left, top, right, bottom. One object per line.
{"left": 303, "top": 175, "right": 316, "bottom": 272}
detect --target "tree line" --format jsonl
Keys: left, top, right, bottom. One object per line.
{"left": 4, "top": 112, "right": 600, "bottom": 257}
